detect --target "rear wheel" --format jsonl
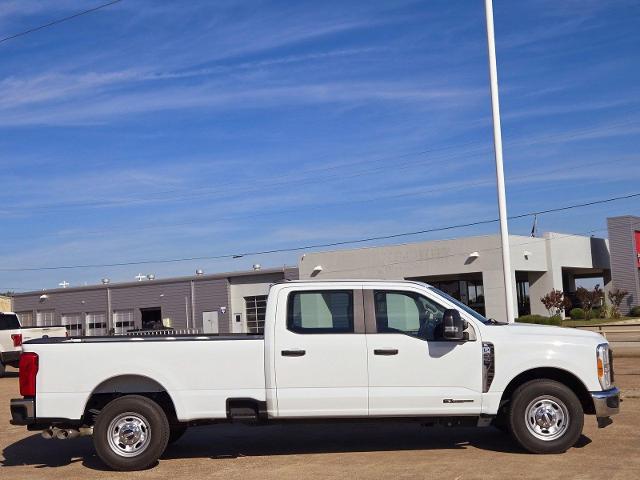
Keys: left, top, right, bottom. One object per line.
{"left": 0, "top": 362, "right": 5, "bottom": 378}
{"left": 93, "top": 395, "right": 170, "bottom": 471}
{"left": 508, "top": 379, "right": 583, "bottom": 454}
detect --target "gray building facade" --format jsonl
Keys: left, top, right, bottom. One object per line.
{"left": 607, "top": 215, "right": 640, "bottom": 314}
{"left": 11, "top": 267, "right": 298, "bottom": 336}
{"left": 299, "top": 233, "right": 611, "bottom": 323}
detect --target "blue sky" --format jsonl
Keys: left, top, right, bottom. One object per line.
{"left": 1, "top": 0, "right": 639, "bottom": 292}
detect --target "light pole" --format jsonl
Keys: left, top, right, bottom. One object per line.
{"left": 484, "top": 0, "right": 515, "bottom": 323}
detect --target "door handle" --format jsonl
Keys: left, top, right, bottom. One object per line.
{"left": 374, "top": 349, "right": 399, "bottom": 356}
{"left": 281, "top": 349, "right": 306, "bottom": 357}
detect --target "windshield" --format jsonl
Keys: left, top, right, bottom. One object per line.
{"left": 427, "top": 286, "right": 490, "bottom": 325}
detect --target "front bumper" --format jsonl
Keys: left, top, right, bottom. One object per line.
{"left": 10, "top": 398, "right": 35, "bottom": 426}
{"left": 591, "top": 387, "right": 620, "bottom": 428}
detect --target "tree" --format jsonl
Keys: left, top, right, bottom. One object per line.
{"left": 540, "top": 289, "right": 571, "bottom": 317}
{"left": 576, "top": 285, "right": 603, "bottom": 320}
{"left": 607, "top": 288, "right": 629, "bottom": 319}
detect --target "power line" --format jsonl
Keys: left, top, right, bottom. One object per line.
{"left": 0, "top": 0, "right": 123, "bottom": 46}
{"left": 1, "top": 191, "right": 638, "bottom": 273}
{"left": 1, "top": 154, "right": 631, "bottom": 241}
{"left": 0, "top": 226, "right": 609, "bottom": 292}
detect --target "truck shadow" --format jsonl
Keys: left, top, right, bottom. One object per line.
{"left": 1, "top": 423, "right": 592, "bottom": 471}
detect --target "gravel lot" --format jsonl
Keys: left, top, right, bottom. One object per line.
{"left": 1, "top": 359, "right": 639, "bottom": 480}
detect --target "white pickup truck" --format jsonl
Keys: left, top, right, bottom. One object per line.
{"left": 10, "top": 280, "right": 619, "bottom": 471}
{"left": 0, "top": 312, "right": 67, "bottom": 377}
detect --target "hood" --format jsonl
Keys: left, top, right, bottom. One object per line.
{"left": 494, "top": 322, "right": 605, "bottom": 342}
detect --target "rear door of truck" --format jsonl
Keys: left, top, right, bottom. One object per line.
{"left": 273, "top": 285, "right": 368, "bottom": 417}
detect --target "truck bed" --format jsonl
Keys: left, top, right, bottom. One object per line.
{"left": 22, "top": 334, "right": 266, "bottom": 422}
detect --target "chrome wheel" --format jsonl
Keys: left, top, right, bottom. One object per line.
{"left": 107, "top": 412, "right": 151, "bottom": 457}
{"left": 525, "top": 395, "right": 569, "bottom": 441}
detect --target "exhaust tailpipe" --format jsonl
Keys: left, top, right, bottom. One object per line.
{"left": 42, "top": 427, "right": 91, "bottom": 440}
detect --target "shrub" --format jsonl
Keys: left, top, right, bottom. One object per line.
{"left": 516, "top": 315, "right": 562, "bottom": 326}
{"left": 540, "top": 289, "right": 571, "bottom": 317}
{"left": 576, "top": 286, "right": 603, "bottom": 320}
{"left": 630, "top": 306, "right": 640, "bottom": 317}
{"left": 569, "top": 308, "right": 585, "bottom": 320}
{"left": 608, "top": 288, "right": 629, "bottom": 319}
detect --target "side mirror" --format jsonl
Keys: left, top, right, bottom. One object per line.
{"left": 442, "top": 309, "right": 466, "bottom": 341}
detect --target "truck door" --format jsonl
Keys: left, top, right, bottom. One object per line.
{"left": 365, "top": 288, "right": 483, "bottom": 415}
{"left": 274, "top": 287, "right": 368, "bottom": 417}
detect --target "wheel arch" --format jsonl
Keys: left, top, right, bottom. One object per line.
{"left": 500, "top": 367, "right": 595, "bottom": 414}
{"left": 82, "top": 374, "right": 179, "bottom": 424}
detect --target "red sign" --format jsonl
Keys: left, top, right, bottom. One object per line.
{"left": 636, "top": 231, "right": 640, "bottom": 268}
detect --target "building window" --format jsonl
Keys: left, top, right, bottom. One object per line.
{"left": 62, "top": 313, "right": 83, "bottom": 336}
{"left": 85, "top": 312, "right": 107, "bottom": 336}
{"left": 286, "top": 290, "right": 353, "bottom": 334}
{"left": 36, "top": 310, "right": 56, "bottom": 326}
{"left": 16, "top": 311, "right": 33, "bottom": 327}
{"left": 245, "top": 296, "right": 268, "bottom": 334}
{"left": 113, "top": 309, "right": 135, "bottom": 334}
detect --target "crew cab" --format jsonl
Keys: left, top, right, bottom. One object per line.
{"left": 10, "top": 280, "right": 619, "bottom": 471}
{"left": 0, "top": 312, "right": 67, "bottom": 377}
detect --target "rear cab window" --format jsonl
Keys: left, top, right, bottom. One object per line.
{"left": 287, "top": 290, "right": 354, "bottom": 334}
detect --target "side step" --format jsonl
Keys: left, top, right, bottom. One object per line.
{"left": 226, "top": 399, "right": 266, "bottom": 423}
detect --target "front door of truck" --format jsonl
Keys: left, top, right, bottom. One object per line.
{"left": 365, "top": 288, "right": 483, "bottom": 415}
{"left": 274, "top": 287, "right": 368, "bottom": 417}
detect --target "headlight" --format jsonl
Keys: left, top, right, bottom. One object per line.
{"left": 596, "top": 343, "right": 613, "bottom": 390}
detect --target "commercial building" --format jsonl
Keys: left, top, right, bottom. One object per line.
{"left": 299, "top": 232, "right": 612, "bottom": 322}
{"left": 0, "top": 295, "right": 10, "bottom": 312}
{"left": 607, "top": 215, "right": 640, "bottom": 314}
{"left": 11, "top": 267, "right": 298, "bottom": 336}
{"left": 8, "top": 215, "right": 639, "bottom": 331}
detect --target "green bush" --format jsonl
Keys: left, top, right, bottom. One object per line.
{"left": 630, "top": 306, "right": 640, "bottom": 317}
{"left": 569, "top": 308, "right": 585, "bottom": 320}
{"left": 516, "top": 315, "right": 562, "bottom": 326}
{"left": 590, "top": 307, "right": 602, "bottom": 319}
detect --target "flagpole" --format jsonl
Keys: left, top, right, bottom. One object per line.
{"left": 484, "top": 0, "right": 515, "bottom": 323}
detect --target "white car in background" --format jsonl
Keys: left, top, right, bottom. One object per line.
{"left": 0, "top": 312, "right": 67, "bottom": 377}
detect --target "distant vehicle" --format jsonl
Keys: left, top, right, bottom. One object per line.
{"left": 9, "top": 280, "right": 619, "bottom": 471}
{"left": 0, "top": 312, "right": 67, "bottom": 377}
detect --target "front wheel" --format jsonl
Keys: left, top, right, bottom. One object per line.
{"left": 508, "top": 379, "right": 584, "bottom": 454}
{"left": 93, "top": 395, "right": 170, "bottom": 471}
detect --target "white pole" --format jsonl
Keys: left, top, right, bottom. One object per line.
{"left": 484, "top": 0, "right": 515, "bottom": 323}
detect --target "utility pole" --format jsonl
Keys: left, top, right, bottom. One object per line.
{"left": 484, "top": 0, "right": 515, "bottom": 323}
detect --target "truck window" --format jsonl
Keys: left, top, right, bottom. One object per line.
{"left": 374, "top": 291, "right": 446, "bottom": 340}
{"left": 0, "top": 313, "right": 21, "bottom": 330}
{"left": 287, "top": 290, "right": 354, "bottom": 334}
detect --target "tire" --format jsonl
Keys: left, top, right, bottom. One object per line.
{"left": 0, "top": 362, "right": 5, "bottom": 378}
{"left": 508, "top": 379, "right": 583, "bottom": 454}
{"left": 93, "top": 395, "right": 170, "bottom": 471}
{"left": 168, "top": 424, "right": 188, "bottom": 444}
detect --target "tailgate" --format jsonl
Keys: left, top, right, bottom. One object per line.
{"left": 21, "top": 327, "right": 67, "bottom": 342}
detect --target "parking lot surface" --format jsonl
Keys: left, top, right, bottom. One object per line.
{"left": 1, "top": 358, "right": 639, "bottom": 480}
